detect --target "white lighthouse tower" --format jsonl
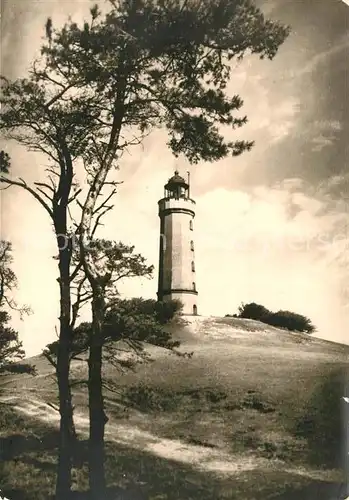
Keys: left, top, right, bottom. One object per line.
{"left": 157, "top": 170, "right": 198, "bottom": 315}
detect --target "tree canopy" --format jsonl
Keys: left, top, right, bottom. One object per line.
{"left": 1, "top": 0, "right": 290, "bottom": 179}
{"left": 44, "top": 297, "right": 183, "bottom": 363}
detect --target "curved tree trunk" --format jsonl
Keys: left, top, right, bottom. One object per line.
{"left": 88, "top": 287, "right": 107, "bottom": 499}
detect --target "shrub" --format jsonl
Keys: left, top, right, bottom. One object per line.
{"left": 124, "top": 385, "right": 179, "bottom": 412}
{"left": 267, "top": 310, "right": 315, "bottom": 333}
{"left": 235, "top": 302, "right": 315, "bottom": 333}
{"left": 237, "top": 302, "right": 270, "bottom": 321}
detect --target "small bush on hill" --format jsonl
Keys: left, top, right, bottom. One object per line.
{"left": 267, "top": 310, "right": 315, "bottom": 333}
{"left": 230, "top": 302, "right": 316, "bottom": 333}
{"left": 237, "top": 303, "right": 271, "bottom": 322}
{"left": 124, "top": 384, "right": 179, "bottom": 412}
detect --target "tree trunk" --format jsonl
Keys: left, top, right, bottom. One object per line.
{"left": 55, "top": 243, "right": 75, "bottom": 499}
{"left": 88, "top": 287, "right": 107, "bottom": 499}
{"left": 56, "top": 339, "right": 75, "bottom": 498}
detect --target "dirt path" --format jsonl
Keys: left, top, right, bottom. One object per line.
{"left": 0, "top": 394, "right": 343, "bottom": 484}
{"left": 1, "top": 394, "right": 268, "bottom": 475}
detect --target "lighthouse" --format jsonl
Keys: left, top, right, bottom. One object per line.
{"left": 157, "top": 170, "right": 198, "bottom": 315}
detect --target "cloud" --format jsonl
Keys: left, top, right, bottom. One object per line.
{"left": 314, "top": 120, "right": 342, "bottom": 132}
{"left": 311, "top": 134, "right": 338, "bottom": 152}
{"left": 256, "top": 94, "right": 300, "bottom": 143}
{"left": 226, "top": 62, "right": 301, "bottom": 146}
{"left": 2, "top": 0, "right": 96, "bottom": 78}
{"left": 275, "top": 178, "right": 304, "bottom": 191}
{"left": 324, "top": 173, "right": 349, "bottom": 194}
{"left": 192, "top": 184, "right": 348, "bottom": 340}
{"left": 289, "top": 118, "right": 343, "bottom": 153}
{"left": 260, "top": 0, "right": 281, "bottom": 16}
{"left": 294, "top": 34, "right": 349, "bottom": 77}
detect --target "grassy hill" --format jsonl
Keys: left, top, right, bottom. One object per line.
{"left": 1, "top": 316, "right": 349, "bottom": 499}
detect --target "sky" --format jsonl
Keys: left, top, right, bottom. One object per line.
{"left": 1, "top": 0, "right": 349, "bottom": 356}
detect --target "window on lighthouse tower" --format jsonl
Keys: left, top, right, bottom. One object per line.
{"left": 190, "top": 220, "right": 193, "bottom": 230}
{"left": 191, "top": 261, "right": 195, "bottom": 272}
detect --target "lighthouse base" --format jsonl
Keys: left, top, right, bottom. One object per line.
{"left": 158, "top": 290, "right": 198, "bottom": 316}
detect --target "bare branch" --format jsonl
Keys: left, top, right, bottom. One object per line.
{"left": 102, "top": 381, "right": 123, "bottom": 394}
{"left": 70, "top": 379, "right": 88, "bottom": 387}
{"left": 46, "top": 401, "right": 60, "bottom": 413}
{"left": 34, "top": 181, "right": 56, "bottom": 194}
{"left": 70, "top": 262, "right": 83, "bottom": 283}
{"left": 42, "top": 350, "right": 58, "bottom": 368}
{"left": 35, "top": 187, "right": 54, "bottom": 205}
{"left": 68, "top": 188, "right": 82, "bottom": 204}
{"left": 45, "top": 167, "right": 60, "bottom": 178}
{"left": 71, "top": 274, "right": 93, "bottom": 329}
{"left": 44, "top": 82, "right": 76, "bottom": 108}
{"left": 0, "top": 176, "right": 53, "bottom": 218}
{"left": 92, "top": 189, "right": 117, "bottom": 216}
{"left": 91, "top": 205, "right": 114, "bottom": 238}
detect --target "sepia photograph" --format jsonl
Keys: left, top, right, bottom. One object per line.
{"left": 0, "top": 0, "right": 348, "bottom": 498}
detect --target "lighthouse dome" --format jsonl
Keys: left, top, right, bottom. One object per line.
{"left": 165, "top": 170, "right": 189, "bottom": 189}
